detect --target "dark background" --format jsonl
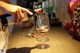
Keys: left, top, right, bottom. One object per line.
{"left": 17, "top": 0, "right": 38, "bottom": 9}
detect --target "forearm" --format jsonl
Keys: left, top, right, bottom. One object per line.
{"left": 0, "top": 1, "right": 7, "bottom": 7}
{"left": 0, "top": 1, "right": 11, "bottom": 10}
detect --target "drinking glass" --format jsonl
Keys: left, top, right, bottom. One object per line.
{"left": 36, "top": 12, "right": 50, "bottom": 42}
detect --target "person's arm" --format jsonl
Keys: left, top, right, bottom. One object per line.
{"left": 0, "top": 1, "right": 33, "bottom": 24}
{"left": 0, "top": 1, "right": 42, "bottom": 24}
{"left": 0, "top": 1, "right": 33, "bottom": 14}
{"left": 0, "top": 1, "right": 9, "bottom": 8}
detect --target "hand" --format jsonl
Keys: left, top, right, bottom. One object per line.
{"left": 5, "top": 4, "right": 42, "bottom": 24}
{"left": 5, "top": 4, "right": 33, "bottom": 24}
{"left": 19, "top": 8, "right": 43, "bottom": 27}
{"left": 0, "top": 1, "right": 42, "bottom": 24}
{"left": 0, "top": 1, "right": 33, "bottom": 24}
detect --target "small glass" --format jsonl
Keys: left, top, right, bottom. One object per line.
{"left": 36, "top": 12, "right": 50, "bottom": 42}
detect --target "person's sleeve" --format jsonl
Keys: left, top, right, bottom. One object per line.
{"left": 67, "top": 3, "right": 74, "bottom": 21}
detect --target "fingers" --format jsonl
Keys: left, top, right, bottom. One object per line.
{"left": 20, "top": 7, "right": 33, "bottom": 15}
{"left": 13, "top": 7, "right": 42, "bottom": 24}
{"left": 34, "top": 8, "right": 42, "bottom": 13}
{"left": 12, "top": 9, "right": 24, "bottom": 24}
{"left": 12, "top": 12, "right": 17, "bottom": 23}
{"left": 13, "top": 8, "right": 30, "bottom": 24}
{"left": 17, "top": 9, "right": 27, "bottom": 24}
{"left": 16, "top": 9, "right": 21, "bottom": 24}
{"left": 21, "top": 7, "right": 42, "bottom": 14}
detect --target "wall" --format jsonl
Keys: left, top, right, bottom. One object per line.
{"left": 55, "top": 0, "right": 71, "bottom": 22}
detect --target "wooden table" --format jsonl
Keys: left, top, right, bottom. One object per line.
{"left": 7, "top": 25, "right": 80, "bottom": 53}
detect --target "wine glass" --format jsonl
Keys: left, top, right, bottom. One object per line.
{"left": 36, "top": 12, "right": 50, "bottom": 42}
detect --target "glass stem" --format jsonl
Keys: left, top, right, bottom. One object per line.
{"left": 41, "top": 33, "right": 45, "bottom": 38}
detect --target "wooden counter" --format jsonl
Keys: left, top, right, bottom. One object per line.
{"left": 7, "top": 25, "right": 80, "bottom": 53}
